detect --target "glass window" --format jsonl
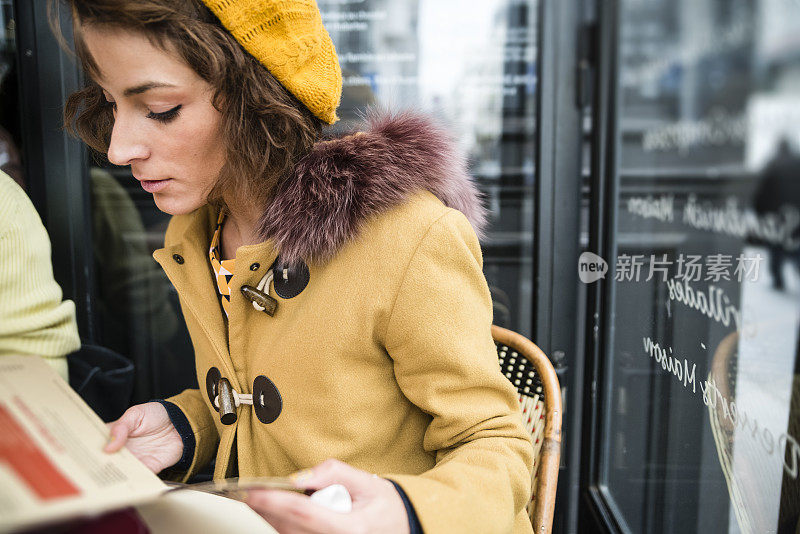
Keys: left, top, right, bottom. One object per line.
{"left": 0, "top": 0, "right": 22, "bottom": 187}
{"left": 87, "top": 162, "right": 195, "bottom": 403}
{"left": 598, "top": 1, "right": 800, "bottom": 533}
{"left": 320, "top": 0, "right": 539, "bottom": 335}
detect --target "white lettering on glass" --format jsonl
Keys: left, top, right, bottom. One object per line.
{"left": 642, "top": 336, "right": 800, "bottom": 478}
{"left": 627, "top": 195, "right": 675, "bottom": 222}
{"left": 665, "top": 278, "right": 742, "bottom": 330}
{"left": 683, "top": 195, "right": 800, "bottom": 251}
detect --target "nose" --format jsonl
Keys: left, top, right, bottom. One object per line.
{"left": 107, "top": 113, "right": 149, "bottom": 166}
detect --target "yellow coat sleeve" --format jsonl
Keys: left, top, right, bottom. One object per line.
{"left": 382, "top": 209, "right": 534, "bottom": 533}
{"left": 164, "top": 388, "right": 219, "bottom": 482}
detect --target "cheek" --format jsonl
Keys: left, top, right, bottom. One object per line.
{"left": 170, "top": 111, "right": 226, "bottom": 185}
{"left": 192, "top": 113, "right": 225, "bottom": 164}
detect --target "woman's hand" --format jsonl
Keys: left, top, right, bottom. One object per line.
{"left": 104, "top": 402, "right": 183, "bottom": 473}
{"left": 246, "top": 459, "right": 410, "bottom": 534}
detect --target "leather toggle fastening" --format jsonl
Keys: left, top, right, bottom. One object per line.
{"left": 205, "top": 367, "right": 282, "bottom": 425}
{"left": 206, "top": 367, "right": 221, "bottom": 406}
{"left": 240, "top": 257, "right": 309, "bottom": 316}
{"left": 253, "top": 375, "right": 282, "bottom": 424}
{"left": 271, "top": 258, "right": 310, "bottom": 299}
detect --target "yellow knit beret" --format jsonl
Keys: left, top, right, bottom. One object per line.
{"left": 200, "top": 0, "right": 342, "bottom": 124}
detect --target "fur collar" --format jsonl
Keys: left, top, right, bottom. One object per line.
{"left": 257, "top": 111, "right": 487, "bottom": 265}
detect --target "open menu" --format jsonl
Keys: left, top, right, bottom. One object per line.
{"left": 0, "top": 355, "right": 276, "bottom": 533}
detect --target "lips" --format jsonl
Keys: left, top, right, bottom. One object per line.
{"left": 138, "top": 178, "right": 172, "bottom": 194}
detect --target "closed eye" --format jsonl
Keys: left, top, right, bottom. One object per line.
{"left": 147, "top": 104, "right": 182, "bottom": 124}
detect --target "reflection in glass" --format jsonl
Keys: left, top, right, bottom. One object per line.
{"left": 88, "top": 166, "right": 193, "bottom": 402}
{"left": 0, "top": 0, "right": 22, "bottom": 187}
{"left": 599, "top": 1, "right": 800, "bottom": 533}
{"left": 320, "top": 0, "right": 538, "bottom": 336}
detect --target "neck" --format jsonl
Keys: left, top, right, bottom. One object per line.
{"left": 220, "top": 198, "right": 261, "bottom": 258}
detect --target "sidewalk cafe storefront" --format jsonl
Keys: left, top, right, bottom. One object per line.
{"left": 3, "top": 0, "right": 800, "bottom": 532}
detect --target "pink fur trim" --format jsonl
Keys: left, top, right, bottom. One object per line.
{"left": 258, "top": 110, "right": 488, "bottom": 265}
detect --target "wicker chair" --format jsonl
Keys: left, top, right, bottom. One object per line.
{"left": 492, "top": 325, "right": 562, "bottom": 534}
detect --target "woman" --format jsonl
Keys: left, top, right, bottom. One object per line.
{"left": 59, "top": 1, "right": 534, "bottom": 532}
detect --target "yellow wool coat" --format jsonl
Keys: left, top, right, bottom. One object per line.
{"left": 153, "top": 113, "right": 534, "bottom": 533}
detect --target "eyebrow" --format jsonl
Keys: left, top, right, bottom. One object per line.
{"left": 123, "top": 82, "right": 176, "bottom": 97}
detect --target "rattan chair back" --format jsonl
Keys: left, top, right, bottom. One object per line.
{"left": 492, "top": 325, "right": 562, "bottom": 534}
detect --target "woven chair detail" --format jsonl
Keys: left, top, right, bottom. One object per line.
{"left": 492, "top": 325, "right": 562, "bottom": 534}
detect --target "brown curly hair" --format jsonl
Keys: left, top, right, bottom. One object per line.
{"left": 53, "top": 0, "right": 324, "bottom": 209}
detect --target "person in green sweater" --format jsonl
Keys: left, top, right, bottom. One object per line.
{"left": 0, "top": 170, "right": 80, "bottom": 379}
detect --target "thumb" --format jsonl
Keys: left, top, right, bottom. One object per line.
{"left": 293, "top": 459, "right": 378, "bottom": 498}
{"left": 104, "top": 408, "right": 140, "bottom": 453}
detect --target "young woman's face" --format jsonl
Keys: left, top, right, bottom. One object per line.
{"left": 82, "top": 26, "right": 226, "bottom": 215}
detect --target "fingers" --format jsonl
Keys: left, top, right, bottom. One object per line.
{"left": 291, "top": 459, "right": 382, "bottom": 499}
{"left": 250, "top": 461, "right": 406, "bottom": 534}
{"left": 246, "top": 489, "right": 352, "bottom": 534}
{"left": 103, "top": 407, "right": 141, "bottom": 453}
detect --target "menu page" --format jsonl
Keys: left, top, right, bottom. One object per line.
{"left": 0, "top": 356, "right": 166, "bottom": 532}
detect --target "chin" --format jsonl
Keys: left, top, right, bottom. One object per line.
{"left": 152, "top": 194, "right": 205, "bottom": 216}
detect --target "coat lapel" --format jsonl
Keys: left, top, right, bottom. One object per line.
{"left": 153, "top": 206, "right": 238, "bottom": 385}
